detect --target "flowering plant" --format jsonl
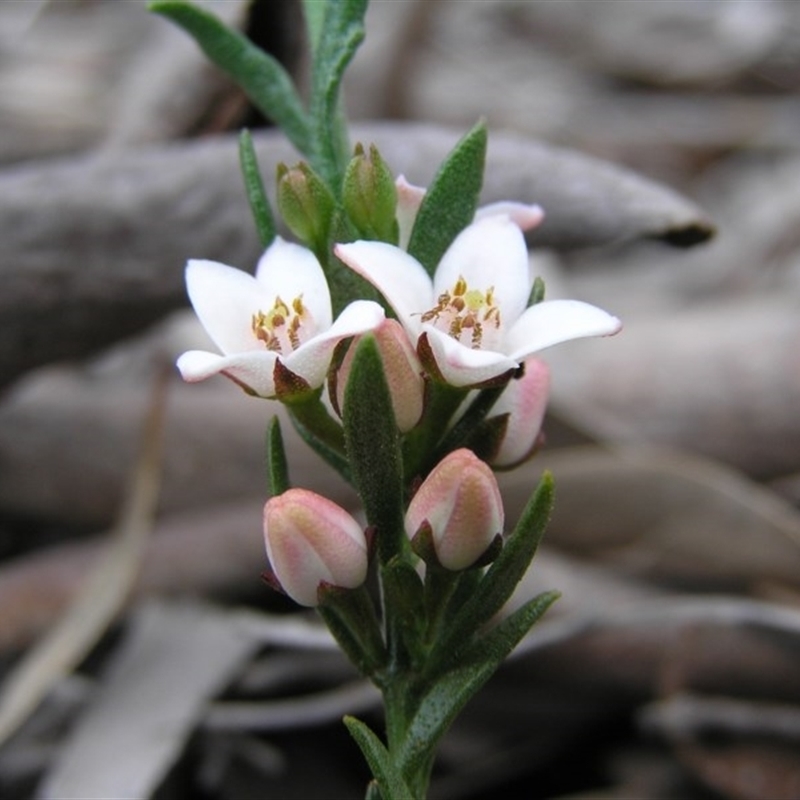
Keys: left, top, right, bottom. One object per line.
{"left": 151, "top": 1, "right": 621, "bottom": 797}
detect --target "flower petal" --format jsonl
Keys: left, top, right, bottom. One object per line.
{"left": 283, "top": 299, "right": 385, "bottom": 388}
{"left": 185, "top": 259, "right": 274, "bottom": 355}
{"left": 420, "top": 326, "right": 518, "bottom": 387}
{"left": 505, "top": 299, "right": 622, "bottom": 360}
{"left": 434, "top": 216, "right": 530, "bottom": 325}
{"left": 334, "top": 241, "right": 433, "bottom": 336}
{"left": 177, "top": 349, "right": 279, "bottom": 397}
{"left": 254, "top": 237, "right": 332, "bottom": 331}
{"left": 475, "top": 202, "right": 544, "bottom": 232}
{"left": 395, "top": 175, "right": 426, "bottom": 250}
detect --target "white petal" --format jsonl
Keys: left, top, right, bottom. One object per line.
{"left": 422, "top": 326, "right": 518, "bottom": 387}
{"left": 177, "top": 349, "right": 279, "bottom": 397}
{"left": 284, "top": 300, "right": 385, "bottom": 388}
{"left": 185, "top": 260, "right": 273, "bottom": 355}
{"left": 334, "top": 241, "right": 433, "bottom": 336}
{"left": 254, "top": 237, "right": 332, "bottom": 331}
{"left": 434, "top": 216, "right": 530, "bottom": 325}
{"left": 475, "top": 202, "right": 544, "bottom": 232}
{"left": 505, "top": 299, "right": 622, "bottom": 360}
{"left": 395, "top": 175, "right": 426, "bottom": 250}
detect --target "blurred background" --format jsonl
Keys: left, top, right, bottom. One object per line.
{"left": 0, "top": 1, "right": 799, "bottom": 798}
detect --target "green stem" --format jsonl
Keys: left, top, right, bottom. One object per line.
{"left": 287, "top": 393, "right": 352, "bottom": 483}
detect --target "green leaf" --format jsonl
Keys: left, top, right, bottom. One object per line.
{"left": 428, "top": 471, "right": 555, "bottom": 671}
{"left": 398, "top": 590, "right": 559, "bottom": 776}
{"left": 308, "top": 0, "right": 368, "bottom": 189}
{"left": 301, "top": 0, "right": 326, "bottom": 57}
{"left": 287, "top": 394, "right": 352, "bottom": 484}
{"left": 317, "top": 585, "right": 387, "bottom": 678}
{"left": 149, "top": 2, "right": 312, "bottom": 157}
{"left": 381, "top": 558, "right": 426, "bottom": 667}
{"left": 239, "top": 129, "right": 275, "bottom": 248}
{"left": 265, "top": 416, "right": 290, "bottom": 497}
{"left": 344, "top": 717, "right": 415, "bottom": 800}
{"left": 342, "top": 336, "right": 405, "bottom": 565}
{"left": 406, "top": 120, "right": 488, "bottom": 275}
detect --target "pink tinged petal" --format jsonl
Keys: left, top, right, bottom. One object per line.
{"left": 264, "top": 489, "right": 368, "bottom": 607}
{"left": 177, "top": 348, "right": 279, "bottom": 397}
{"left": 337, "top": 319, "right": 425, "bottom": 432}
{"left": 491, "top": 357, "right": 551, "bottom": 468}
{"left": 406, "top": 449, "right": 504, "bottom": 571}
{"left": 395, "top": 175, "right": 426, "bottom": 250}
{"left": 254, "top": 237, "right": 332, "bottom": 330}
{"left": 334, "top": 241, "right": 433, "bottom": 337}
{"left": 505, "top": 299, "right": 623, "bottom": 360}
{"left": 185, "top": 259, "right": 275, "bottom": 355}
{"left": 475, "top": 202, "right": 545, "bottom": 233}
{"left": 420, "top": 326, "right": 518, "bottom": 388}
{"left": 282, "top": 299, "right": 385, "bottom": 389}
{"left": 434, "top": 216, "right": 531, "bottom": 325}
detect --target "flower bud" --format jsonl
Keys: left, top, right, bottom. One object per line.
{"left": 491, "top": 358, "right": 550, "bottom": 468}
{"left": 342, "top": 143, "right": 399, "bottom": 243}
{"left": 264, "top": 488, "right": 368, "bottom": 607}
{"left": 334, "top": 319, "right": 425, "bottom": 432}
{"left": 276, "top": 162, "right": 336, "bottom": 251}
{"left": 406, "top": 449, "right": 504, "bottom": 571}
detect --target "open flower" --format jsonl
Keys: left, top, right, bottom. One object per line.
{"left": 335, "top": 216, "right": 621, "bottom": 388}
{"left": 177, "top": 237, "right": 385, "bottom": 399}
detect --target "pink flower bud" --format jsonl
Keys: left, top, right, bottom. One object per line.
{"left": 264, "top": 489, "right": 368, "bottom": 607}
{"left": 406, "top": 449, "right": 504, "bottom": 570}
{"left": 335, "top": 319, "right": 425, "bottom": 432}
{"left": 491, "top": 358, "right": 550, "bottom": 468}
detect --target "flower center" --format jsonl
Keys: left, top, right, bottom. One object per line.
{"left": 419, "top": 276, "right": 502, "bottom": 350}
{"left": 252, "top": 295, "right": 312, "bottom": 354}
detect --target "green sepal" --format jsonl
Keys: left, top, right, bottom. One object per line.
{"left": 287, "top": 393, "right": 352, "bottom": 484}
{"left": 427, "top": 471, "right": 555, "bottom": 671}
{"left": 342, "top": 335, "right": 405, "bottom": 565}
{"left": 406, "top": 120, "right": 488, "bottom": 276}
{"left": 317, "top": 584, "right": 387, "bottom": 679}
{"left": 529, "top": 275, "right": 546, "bottom": 306}
{"left": 308, "top": 0, "right": 368, "bottom": 190}
{"left": 148, "top": 2, "right": 311, "bottom": 157}
{"left": 238, "top": 129, "right": 275, "bottom": 248}
{"left": 265, "top": 416, "right": 290, "bottom": 497}
{"left": 344, "top": 716, "right": 415, "bottom": 800}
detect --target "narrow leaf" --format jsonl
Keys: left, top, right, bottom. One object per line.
{"left": 342, "top": 336, "right": 405, "bottom": 565}
{"left": 308, "top": 0, "right": 368, "bottom": 188}
{"left": 344, "top": 716, "right": 415, "bottom": 800}
{"left": 407, "top": 121, "right": 488, "bottom": 275}
{"left": 149, "top": 2, "right": 312, "bottom": 156}
{"left": 265, "top": 416, "right": 289, "bottom": 497}
{"left": 239, "top": 129, "right": 275, "bottom": 248}
{"left": 288, "top": 397, "right": 352, "bottom": 485}
{"left": 399, "top": 591, "right": 559, "bottom": 775}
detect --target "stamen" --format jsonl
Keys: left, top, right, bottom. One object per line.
{"left": 251, "top": 294, "right": 312, "bottom": 354}
{"left": 417, "top": 276, "right": 501, "bottom": 350}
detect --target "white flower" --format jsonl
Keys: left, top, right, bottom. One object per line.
{"left": 177, "top": 237, "right": 385, "bottom": 398}
{"left": 334, "top": 216, "right": 621, "bottom": 388}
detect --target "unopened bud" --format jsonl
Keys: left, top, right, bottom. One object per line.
{"left": 264, "top": 488, "right": 368, "bottom": 607}
{"left": 490, "top": 358, "right": 550, "bottom": 468}
{"left": 406, "top": 449, "right": 504, "bottom": 571}
{"left": 276, "top": 162, "right": 336, "bottom": 250}
{"left": 342, "top": 143, "right": 398, "bottom": 243}
{"left": 333, "top": 319, "right": 425, "bottom": 433}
